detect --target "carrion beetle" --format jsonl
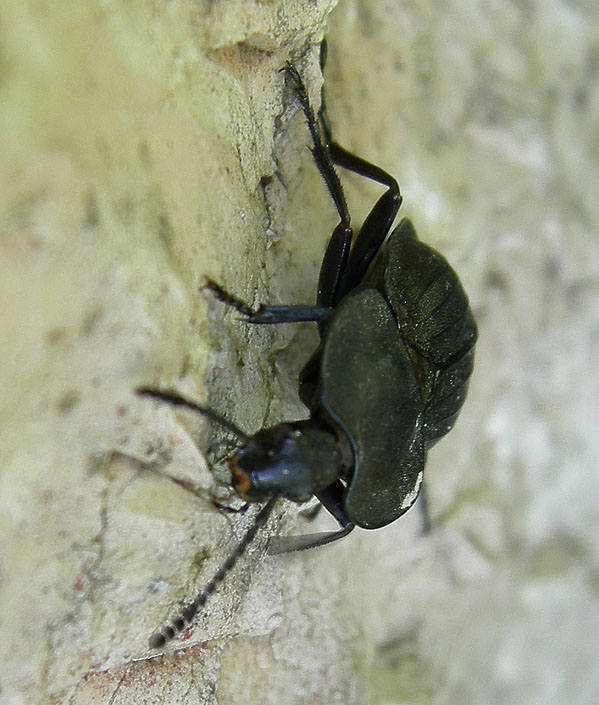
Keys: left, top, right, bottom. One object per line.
{"left": 139, "top": 45, "right": 477, "bottom": 648}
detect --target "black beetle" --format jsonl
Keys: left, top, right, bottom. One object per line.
{"left": 139, "top": 47, "right": 477, "bottom": 648}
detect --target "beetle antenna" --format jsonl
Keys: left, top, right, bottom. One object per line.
{"left": 137, "top": 387, "right": 249, "bottom": 443}
{"left": 148, "top": 496, "right": 278, "bottom": 648}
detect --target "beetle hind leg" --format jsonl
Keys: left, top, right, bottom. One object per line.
{"left": 320, "top": 144, "right": 402, "bottom": 304}
{"left": 316, "top": 41, "right": 403, "bottom": 302}
{"left": 283, "top": 60, "right": 354, "bottom": 311}
{"left": 283, "top": 61, "right": 351, "bottom": 230}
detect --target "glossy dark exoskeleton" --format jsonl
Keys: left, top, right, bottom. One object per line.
{"left": 139, "top": 44, "right": 477, "bottom": 648}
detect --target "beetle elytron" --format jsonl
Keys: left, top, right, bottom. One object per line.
{"left": 139, "top": 43, "right": 477, "bottom": 648}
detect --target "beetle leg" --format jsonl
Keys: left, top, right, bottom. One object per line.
{"left": 315, "top": 480, "right": 354, "bottom": 531}
{"left": 321, "top": 146, "right": 402, "bottom": 303}
{"left": 212, "top": 499, "right": 251, "bottom": 514}
{"left": 298, "top": 500, "right": 322, "bottom": 521}
{"left": 331, "top": 143, "right": 402, "bottom": 291}
{"left": 268, "top": 480, "right": 354, "bottom": 553}
{"left": 241, "top": 305, "right": 333, "bottom": 325}
{"left": 203, "top": 280, "right": 332, "bottom": 324}
{"left": 317, "top": 39, "right": 333, "bottom": 146}
{"left": 283, "top": 61, "right": 354, "bottom": 311}
{"left": 416, "top": 479, "right": 432, "bottom": 535}
{"left": 283, "top": 61, "right": 351, "bottom": 230}
{"left": 316, "top": 42, "right": 402, "bottom": 302}
{"left": 316, "top": 221, "right": 352, "bottom": 311}
{"left": 268, "top": 523, "right": 354, "bottom": 553}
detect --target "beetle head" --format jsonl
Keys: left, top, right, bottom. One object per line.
{"left": 229, "top": 421, "right": 342, "bottom": 504}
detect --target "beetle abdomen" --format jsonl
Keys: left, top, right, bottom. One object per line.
{"left": 382, "top": 218, "right": 477, "bottom": 447}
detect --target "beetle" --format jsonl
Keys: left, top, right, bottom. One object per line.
{"left": 139, "top": 46, "right": 477, "bottom": 648}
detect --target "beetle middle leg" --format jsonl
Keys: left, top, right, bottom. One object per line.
{"left": 203, "top": 280, "right": 332, "bottom": 325}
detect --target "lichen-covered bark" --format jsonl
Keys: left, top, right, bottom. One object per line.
{"left": 0, "top": 1, "right": 597, "bottom": 704}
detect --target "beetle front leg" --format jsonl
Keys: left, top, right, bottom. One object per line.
{"left": 417, "top": 479, "right": 432, "bottom": 534}
{"left": 269, "top": 480, "right": 354, "bottom": 553}
{"left": 203, "top": 280, "right": 333, "bottom": 324}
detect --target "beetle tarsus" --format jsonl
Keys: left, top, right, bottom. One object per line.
{"left": 202, "top": 280, "right": 254, "bottom": 317}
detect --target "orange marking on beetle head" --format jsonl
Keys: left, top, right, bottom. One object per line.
{"left": 229, "top": 458, "right": 251, "bottom": 498}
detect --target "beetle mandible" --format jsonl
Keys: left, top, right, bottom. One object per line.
{"left": 139, "top": 43, "right": 477, "bottom": 648}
